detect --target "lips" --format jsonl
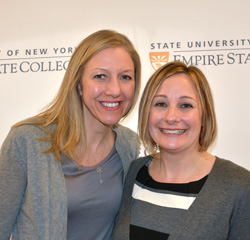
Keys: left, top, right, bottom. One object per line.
{"left": 100, "top": 101, "right": 120, "bottom": 108}
{"left": 160, "top": 129, "right": 186, "bottom": 134}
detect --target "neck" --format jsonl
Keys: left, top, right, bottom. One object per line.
{"left": 80, "top": 123, "right": 114, "bottom": 166}
{"left": 159, "top": 146, "right": 200, "bottom": 166}
{"left": 85, "top": 125, "right": 113, "bottom": 150}
{"left": 150, "top": 150, "right": 215, "bottom": 183}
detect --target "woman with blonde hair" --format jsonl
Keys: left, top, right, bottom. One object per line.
{"left": 113, "top": 61, "right": 250, "bottom": 239}
{"left": 0, "top": 29, "right": 141, "bottom": 240}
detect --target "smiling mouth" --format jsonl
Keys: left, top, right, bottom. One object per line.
{"left": 101, "top": 102, "right": 120, "bottom": 108}
{"left": 161, "top": 129, "right": 186, "bottom": 134}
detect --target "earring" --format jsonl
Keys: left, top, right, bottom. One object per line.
{"left": 154, "top": 143, "right": 159, "bottom": 152}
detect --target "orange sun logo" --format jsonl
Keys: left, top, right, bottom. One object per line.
{"left": 149, "top": 52, "right": 169, "bottom": 70}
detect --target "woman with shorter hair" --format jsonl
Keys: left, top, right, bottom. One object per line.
{"left": 113, "top": 61, "right": 250, "bottom": 240}
{"left": 0, "top": 29, "right": 141, "bottom": 240}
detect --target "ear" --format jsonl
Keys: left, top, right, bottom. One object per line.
{"left": 77, "top": 82, "right": 83, "bottom": 96}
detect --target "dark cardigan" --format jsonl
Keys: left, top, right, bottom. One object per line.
{"left": 113, "top": 156, "right": 250, "bottom": 240}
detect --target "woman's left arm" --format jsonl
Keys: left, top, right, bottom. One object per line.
{"left": 228, "top": 184, "right": 250, "bottom": 239}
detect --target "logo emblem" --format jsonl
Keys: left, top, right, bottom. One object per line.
{"left": 149, "top": 52, "right": 169, "bottom": 70}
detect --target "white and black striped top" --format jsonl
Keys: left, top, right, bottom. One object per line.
{"left": 130, "top": 163, "right": 208, "bottom": 240}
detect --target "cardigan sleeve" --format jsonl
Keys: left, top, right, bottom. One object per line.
{"left": 0, "top": 127, "right": 28, "bottom": 239}
{"left": 228, "top": 179, "right": 250, "bottom": 239}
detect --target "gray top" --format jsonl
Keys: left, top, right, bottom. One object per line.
{"left": 112, "top": 156, "right": 250, "bottom": 240}
{"left": 62, "top": 145, "right": 122, "bottom": 240}
{"left": 0, "top": 121, "right": 139, "bottom": 240}
{"left": 129, "top": 160, "right": 207, "bottom": 238}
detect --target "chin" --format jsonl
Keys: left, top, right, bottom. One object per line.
{"left": 160, "top": 144, "right": 182, "bottom": 152}
{"left": 102, "top": 119, "right": 121, "bottom": 126}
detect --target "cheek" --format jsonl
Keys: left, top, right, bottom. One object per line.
{"left": 149, "top": 109, "right": 164, "bottom": 125}
{"left": 148, "top": 110, "right": 163, "bottom": 139}
{"left": 93, "top": 85, "right": 102, "bottom": 95}
{"left": 182, "top": 112, "right": 202, "bottom": 128}
{"left": 148, "top": 112, "right": 160, "bottom": 145}
{"left": 83, "top": 84, "right": 103, "bottom": 97}
{"left": 123, "top": 82, "right": 135, "bottom": 99}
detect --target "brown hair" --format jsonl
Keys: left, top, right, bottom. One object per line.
{"left": 15, "top": 30, "right": 141, "bottom": 164}
{"left": 138, "top": 61, "right": 217, "bottom": 155}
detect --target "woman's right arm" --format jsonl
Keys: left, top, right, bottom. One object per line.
{"left": 0, "top": 127, "right": 27, "bottom": 239}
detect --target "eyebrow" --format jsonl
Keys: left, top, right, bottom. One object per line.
{"left": 90, "top": 68, "right": 108, "bottom": 72}
{"left": 91, "top": 68, "right": 134, "bottom": 73}
{"left": 153, "top": 95, "right": 196, "bottom": 100}
{"left": 121, "top": 69, "right": 134, "bottom": 74}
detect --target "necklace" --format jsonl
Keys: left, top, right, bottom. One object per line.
{"left": 182, "top": 160, "right": 199, "bottom": 183}
{"left": 95, "top": 137, "right": 108, "bottom": 184}
{"left": 153, "top": 156, "right": 200, "bottom": 183}
{"left": 97, "top": 165, "right": 104, "bottom": 184}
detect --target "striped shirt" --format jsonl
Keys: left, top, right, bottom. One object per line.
{"left": 130, "top": 163, "right": 207, "bottom": 240}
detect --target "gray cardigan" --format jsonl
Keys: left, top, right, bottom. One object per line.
{"left": 0, "top": 123, "right": 139, "bottom": 240}
{"left": 112, "top": 156, "right": 250, "bottom": 240}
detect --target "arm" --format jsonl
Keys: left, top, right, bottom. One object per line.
{"left": 228, "top": 186, "right": 250, "bottom": 239}
{"left": 0, "top": 127, "right": 27, "bottom": 239}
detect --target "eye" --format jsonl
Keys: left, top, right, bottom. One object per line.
{"left": 94, "top": 74, "right": 106, "bottom": 79}
{"left": 155, "top": 102, "right": 167, "bottom": 107}
{"left": 180, "top": 103, "right": 193, "bottom": 108}
{"left": 120, "top": 74, "right": 133, "bottom": 80}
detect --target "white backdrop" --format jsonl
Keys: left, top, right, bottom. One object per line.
{"left": 1, "top": 0, "right": 250, "bottom": 170}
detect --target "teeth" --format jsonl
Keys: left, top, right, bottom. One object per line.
{"left": 161, "top": 129, "right": 185, "bottom": 134}
{"left": 101, "top": 102, "right": 119, "bottom": 107}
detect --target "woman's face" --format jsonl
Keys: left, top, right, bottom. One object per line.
{"left": 148, "top": 73, "right": 203, "bottom": 154}
{"left": 80, "top": 47, "right": 135, "bottom": 127}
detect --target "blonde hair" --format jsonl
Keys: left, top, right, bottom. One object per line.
{"left": 15, "top": 30, "right": 141, "bottom": 164}
{"left": 138, "top": 61, "right": 217, "bottom": 155}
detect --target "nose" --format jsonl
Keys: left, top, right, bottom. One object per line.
{"left": 105, "top": 77, "right": 122, "bottom": 97}
{"left": 163, "top": 105, "right": 180, "bottom": 124}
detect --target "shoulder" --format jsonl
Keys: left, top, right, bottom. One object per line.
{"left": 0, "top": 120, "right": 44, "bottom": 171}
{"left": 215, "top": 157, "right": 250, "bottom": 179}
{"left": 129, "top": 156, "right": 152, "bottom": 172}
{"left": 213, "top": 157, "right": 250, "bottom": 191}
{"left": 11, "top": 117, "right": 57, "bottom": 138}
{"left": 9, "top": 121, "right": 46, "bottom": 141}
{"left": 123, "top": 156, "right": 151, "bottom": 188}
{"left": 113, "top": 124, "right": 139, "bottom": 150}
{"left": 113, "top": 124, "right": 140, "bottom": 159}
{"left": 2, "top": 118, "right": 55, "bottom": 151}
{"left": 113, "top": 124, "right": 138, "bottom": 141}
